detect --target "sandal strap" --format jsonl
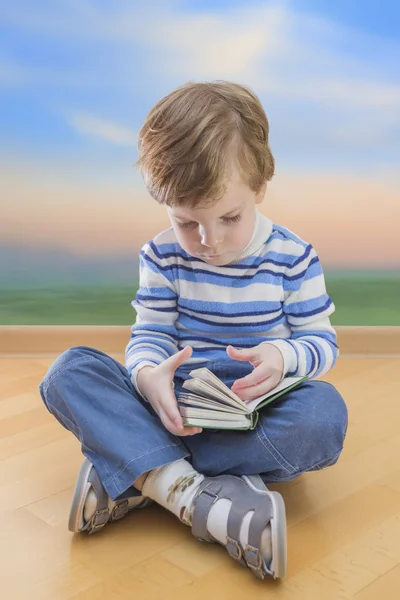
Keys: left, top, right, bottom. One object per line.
{"left": 191, "top": 479, "right": 221, "bottom": 543}
{"left": 111, "top": 499, "right": 129, "bottom": 521}
{"left": 192, "top": 475, "right": 274, "bottom": 576}
{"left": 83, "top": 466, "right": 111, "bottom": 534}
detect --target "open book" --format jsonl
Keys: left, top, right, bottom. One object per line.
{"left": 178, "top": 368, "right": 307, "bottom": 430}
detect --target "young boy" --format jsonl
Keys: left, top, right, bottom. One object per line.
{"left": 39, "top": 81, "right": 348, "bottom": 580}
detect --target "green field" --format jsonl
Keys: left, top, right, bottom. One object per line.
{"left": 1, "top": 275, "right": 399, "bottom": 325}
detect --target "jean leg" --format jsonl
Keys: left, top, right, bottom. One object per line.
{"left": 181, "top": 376, "right": 347, "bottom": 483}
{"left": 256, "top": 380, "right": 348, "bottom": 482}
{"left": 39, "top": 346, "right": 189, "bottom": 499}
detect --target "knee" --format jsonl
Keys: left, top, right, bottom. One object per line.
{"left": 314, "top": 381, "right": 348, "bottom": 441}
{"left": 39, "top": 346, "right": 103, "bottom": 402}
{"left": 40, "top": 346, "right": 95, "bottom": 386}
{"left": 262, "top": 381, "right": 348, "bottom": 474}
{"left": 296, "top": 381, "right": 348, "bottom": 468}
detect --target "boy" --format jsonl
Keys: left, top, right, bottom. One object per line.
{"left": 40, "top": 81, "right": 348, "bottom": 580}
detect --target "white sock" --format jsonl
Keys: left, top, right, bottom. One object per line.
{"left": 142, "top": 459, "right": 272, "bottom": 566}
{"left": 142, "top": 458, "right": 205, "bottom": 523}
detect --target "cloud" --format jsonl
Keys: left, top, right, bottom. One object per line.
{"left": 144, "top": 5, "right": 400, "bottom": 115}
{"left": 3, "top": 1, "right": 399, "bottom": 105}
{"left": 67, "top": 111, "right": 137, "bottom": 146}
{"left": 2, "top": 1, "right": 399, "bottom": 160}
{"left": 138, "top": 5, "right": 288, "bottom": 81}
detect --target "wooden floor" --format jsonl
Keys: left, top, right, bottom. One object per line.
{"left": 1, "top": 355, "right": 400, "bottom": 600}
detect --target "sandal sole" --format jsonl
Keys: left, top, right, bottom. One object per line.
{"left": 242, "top": 475, "right": 287, "bottom": 579}
{"left": 268, "top": 491, "right": 287, "bottom": 579}
{"left": 68, "top": 458, "right": 94, "bottom": 533}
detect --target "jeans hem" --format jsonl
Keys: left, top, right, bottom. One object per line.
{"left": 260, "top": 447, "right": 344, "bottom": 484}
{"left": 101, "top": 444, "right": 190, "bottom": 499}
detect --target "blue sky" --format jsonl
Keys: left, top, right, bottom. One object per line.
{"left": 1, "top": 0, "right": 399, "bottom": 178}
{"left": 185, "top": 0, "right": 400, "bottom": 39}
{"left": 1, "top": 1, "right": 399, "bottom": 275}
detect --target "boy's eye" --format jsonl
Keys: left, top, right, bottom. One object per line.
{"left": 176, "top": 214, "right": 242, "bottom": 229}
{"left": 221, "top": 214, "right": 242, "bottom": 224}
{"left": 177, "top": 221, "right": 197, "bottom": 229}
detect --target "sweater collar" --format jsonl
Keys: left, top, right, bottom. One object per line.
{"left": 227, "top": 210, "right": 273, "bottom": 264}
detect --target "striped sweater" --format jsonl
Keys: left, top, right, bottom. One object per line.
{"left": 125, "top": 211, "right": 338, "bottom": 392}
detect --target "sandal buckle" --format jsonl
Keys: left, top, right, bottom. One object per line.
{"left": 89, "top": 508, "right": 110, "bottom": 533}
{"left": 226, "top": 536, "right": 243, "bottom": 561}
{"left": 244, "top": 544, "right": 265, "bottom": 579}
{"left": 111, "top": 500, "right": 129, "bottom": 521}
{"left": 196, "top": 488, "right": 218, "bottom": 505}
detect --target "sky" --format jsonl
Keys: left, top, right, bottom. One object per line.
{"left": 1, "top": 0, "right": 399, "bottom": 282}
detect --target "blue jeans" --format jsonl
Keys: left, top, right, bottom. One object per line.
{"left": 39, "top": 346, "right": 348, "bottom": 500}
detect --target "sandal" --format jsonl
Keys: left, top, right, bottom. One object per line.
{"left": 68, "top": 458, "right": 153, "bottom": 534}
{"left": 190, "top": 473, "right": 287, "bottom": 579}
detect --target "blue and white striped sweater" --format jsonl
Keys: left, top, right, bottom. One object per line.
{"left": 125, "top": 213, "right": 338, "bottom": 391}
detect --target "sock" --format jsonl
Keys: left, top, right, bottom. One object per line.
{"left": 142, "top": 458, "right": 205, "bottom": 523}
{"left": 142, "top": 459, "right": 272, "bottom": 566}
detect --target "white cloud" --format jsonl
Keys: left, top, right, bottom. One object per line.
{"left": 138, "top": 5, "right": 289, "bottom": 81}
{"left": 3, "top": 2, "right": 399, "bottom": 109}
{"left": 267, "top": 76, "right": 400, "bottom": 111}
{"left": 2, "top": 1, "right": 399, "bottom": 155}
{"left": 67, "top": 112, "right": 137, "bottom": 146}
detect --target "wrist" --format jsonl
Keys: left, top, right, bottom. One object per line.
{"left": 132, "top": 363, "right": 157, "bottom": 399}
{"left": 136, "top": 365, "right": 155, "bottom": 396}
{"left": 261, "top": 340, "right": 297, "bottom": 378}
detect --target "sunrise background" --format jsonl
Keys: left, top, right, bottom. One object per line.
{"left": 1, "top": 0, "right": 399, "bottom": 325}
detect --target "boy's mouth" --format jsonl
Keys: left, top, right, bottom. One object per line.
{"left": 197, "top": 254, "right": 221, "bottom": 260}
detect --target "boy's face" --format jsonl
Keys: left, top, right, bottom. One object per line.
{"left": 167, "top": 170, "right": 266, "bottom": 266}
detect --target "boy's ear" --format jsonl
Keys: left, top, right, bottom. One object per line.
{"left": 255, "top": 181, "right": 267, "bottom": 205}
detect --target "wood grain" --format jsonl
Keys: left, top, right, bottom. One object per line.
{"left": 1, "top": 355, "right": 399, "bottom": 599}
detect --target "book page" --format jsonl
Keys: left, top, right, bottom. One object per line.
{"left": 180, "top": 407, "right": 242, "bottom": 420}
{"left": 183, "top": 377, "right": 247, "bottom": 411}
{"left": 189, "top": 368, "right": 245, "bottom": 406}
{"left": 246, "top": 376, "right": 306, "bottom": 412}
{"left": 182, "top": 416, "right": 251, "bottom": 430}
{"left": 179, "top": 393, "right": 241, "bottom": 414}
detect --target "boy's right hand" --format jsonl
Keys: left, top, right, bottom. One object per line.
{"left": 136, "top": 346, "right": 202, "bottom": 437}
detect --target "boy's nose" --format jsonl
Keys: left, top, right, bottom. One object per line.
{"left": 199, "top": 225, "right": 223, "bottom": 248}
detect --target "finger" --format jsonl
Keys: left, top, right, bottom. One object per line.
{"left": 234, "top": 377, "right": 277, "bottom": 403}
{"left": 158, "top": 407, "right": 202, "bottom": 436}
{"left": 178, "top": 426, "right": 203, "bottom": 437}
{"left": 156, "top": 391, "right": 201, "bottom": 435}
{"left": 158, "top": 405, "right": 182, "bottom": 432}
{"left": 163, "top": 346, "right": 193, "bottom": 374}
{"left": 157, "top": 392, "right": 183, "bottom": 426}
{"left": 231, "top": 363, "right": 270, "bottom": 389}
{"left": 226, "top": 345, "right": 259, "bottom": 363}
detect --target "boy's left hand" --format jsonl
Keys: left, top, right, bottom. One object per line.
{"left": 226, "top": 344, "right": 284, "bottom": 402}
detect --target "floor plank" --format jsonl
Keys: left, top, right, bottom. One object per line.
{"left": 1, "top": 355, "right": 400, "bottom": 599}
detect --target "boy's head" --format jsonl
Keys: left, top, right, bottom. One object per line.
{"left": 137, "top": 81, "right": 275, "bottom": 265}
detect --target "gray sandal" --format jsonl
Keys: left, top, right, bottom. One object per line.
{"left": 191, "top": 474, "right": 287, "bottom": 579}
{"left": 68, "top": 458, "right": 153, "bottom": 534}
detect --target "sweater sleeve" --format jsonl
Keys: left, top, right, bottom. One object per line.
{"left": 125, "top": 241, "right": 179, "bottom": 394}
{"left": 264, "top": 244, "right": 339, "bottom": 379}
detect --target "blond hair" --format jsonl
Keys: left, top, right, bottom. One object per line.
{"left": 136, "top": 81, "right": 275, "bottom": 207}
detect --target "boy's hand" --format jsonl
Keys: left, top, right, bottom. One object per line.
{"left": 136, "top": 346, "right": 202, "bottom": 437}
{"left": 226, "top": 344, "right": 284, "bottom": 402}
